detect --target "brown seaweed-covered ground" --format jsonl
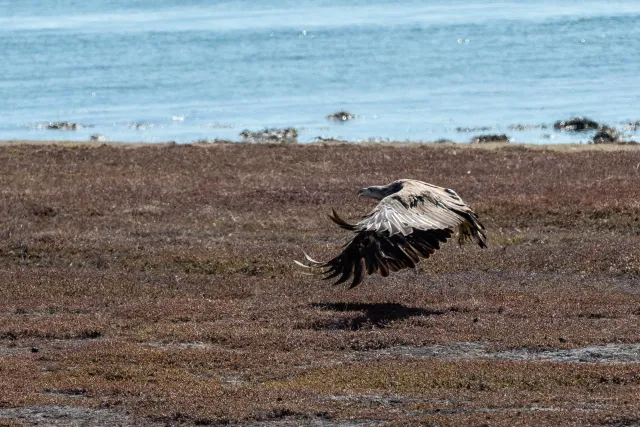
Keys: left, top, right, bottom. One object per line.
{"left": 1, "top": 141, "right": 640, "bottom": 426}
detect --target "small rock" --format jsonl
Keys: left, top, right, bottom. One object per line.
{"left": 473, "top": 317, "right": 479, "bottom": 323}
{"left": 89, "top": 134, "right": 105, "bottom": 142}
{"left": 326, "top": 110, "right": 355, "bottom": 121}
{"left": 30, "top": 347, "right": 39, "bottom": 353}
{"left": 471, "top": 134, "right": 510, "bottom": 143}
{"left": 559, "top": 337, "right": 567, "bottom": 343}
{"left": 46, "top": 121, "right": 85, "bottom": 131}
{"left": 313, "top": 136, "right": 336, "bottom": 142}
{"left": 592, "top": 126, "right": 620, "bottom": 144}
{"left": 553, "top": 117, "right": 599, "bottom": 131}
{"left": 239, "top": 127, "right": 298, "bottom": 143}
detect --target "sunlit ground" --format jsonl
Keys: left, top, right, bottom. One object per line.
{"left": 1, "top": 141, "right": 639, "bottom": 425}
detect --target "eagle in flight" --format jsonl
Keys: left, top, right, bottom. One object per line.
{"left": 296, "top": 179, "right": 486, "bottom": 288}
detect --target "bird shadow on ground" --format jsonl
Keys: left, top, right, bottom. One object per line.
{"left": 309, "top": 302, "right": 446, "bottom": 330}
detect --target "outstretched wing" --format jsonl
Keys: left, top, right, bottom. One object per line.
{"left": 358, "top": 185, "right": 486, "bottom": 247}
{"left": 298, "top": 184, "right": 486, "bottom": 288}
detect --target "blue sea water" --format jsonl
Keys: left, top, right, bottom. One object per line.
{"left": 1, "top": 0, "right": 640, "bottom": 144}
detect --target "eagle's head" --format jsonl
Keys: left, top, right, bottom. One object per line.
{"left": 358, "top": 180, "right": 405, "bottom": 200}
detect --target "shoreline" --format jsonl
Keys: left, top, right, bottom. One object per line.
{"left": 2, "top": 139, "right": 640, "bottom": 152}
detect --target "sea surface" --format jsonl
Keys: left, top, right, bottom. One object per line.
{"left": 2, "top": 0, "right": 640, "bottom": 144}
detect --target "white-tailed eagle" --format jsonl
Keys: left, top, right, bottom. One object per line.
{"left": 296, "top": 179, "right": 486, "bottom": 288}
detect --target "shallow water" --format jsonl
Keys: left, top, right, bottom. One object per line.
{"left": 1, "top": 0, "right": 640, "bottom": 143}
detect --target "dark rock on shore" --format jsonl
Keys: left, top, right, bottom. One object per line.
{"left": 471, "top": 134, "right": 510, "bottom": 143}
{"left": 553, "top": 117, "right": 599, "bottom": 131}
{"left": 592, "top": 126, "right": 620, "bottom": 144}
{"left": 326, "top": 110, "right": 355, "bottom": 121}
{"left": 592, "top": 126, "right": 638, "bottom": 144}
{"left": 46, "top": 122, "right": 92, "bottom": 131}
{"left": 239, "top": 127, "right": 298, "bottom": 143}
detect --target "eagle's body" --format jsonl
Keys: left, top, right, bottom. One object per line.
{"left": 297, "top": 179, "right": 486, "bottom": 288}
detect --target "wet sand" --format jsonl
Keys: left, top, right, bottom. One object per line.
{"left": 1, "top": 140, "right": 639, "bottom": 425}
